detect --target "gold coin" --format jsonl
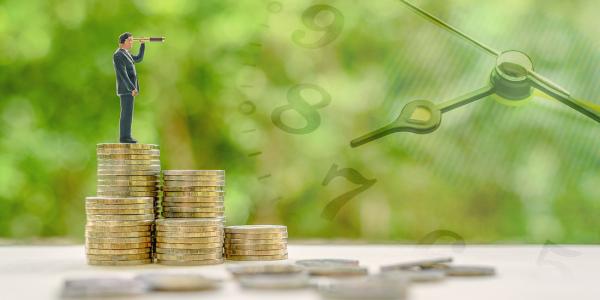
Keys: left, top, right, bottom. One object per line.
{"left": 224, "top": 238, "right": 287, "bottom": 245}
{"left": 163, "top": 170, "right": 224, "bottom": 176}
{"left": 155, "top": 242, "right": 223, "bottom": 249}
{"left": 86, "top": 196, "right": 153, "bottom": 203}
{"left": 156, "top": 258, "right": 224, "bottom": 266}
{"left": 86, "top": 214, "right": 155, "bottom": 221}
{"left": 86, "top": 248, "right": 151, "bottom": 255}
{"left": 97, "top": 143, "right": 159, "bottom": 150}
{"left": 86, "top": 231, "right": 151, "bottom": 238}
{"left": 97, "top": 165, "right": 161, "bottom": 172}
{"left": 162, "top": 212, "right": 223, "bottom": 218}
{"left": 86, "top": 237, "right": 152, "bottom": 244}
{"left": 225, "top": 254, "right": 288, "bottom": 261}
{"left": 97, "top": 149, "right": 160, "bottom": 155}
{"left": 162, "top": 196, "right": 224, "bottom": 203}
{"left": 155, "top": 248, "right": 222, "bottom": 255}
{"left": 156, "top": 218, "right": 223, "bottom": 227}
{"left": 96, "top": 175, "right": 159, "bottom": 181}
{"left": 97, "top": 154, "right": 160, "bottom": 160}
{"left": 96, "top": 186, "right": 158, "bottom": 192}
{"left": 86, "top": 253, "right": 151, "bottom": 261}
{"left": 225, "top": 249, "right": 287, "bottom": 256}
{"left": 224, "top": 225, "right": 287, "bottom": 234}
{"left": 163, "top": 191, "right": 224, "bottom": 197}
{"left": 156, "top": 253, "right": 223, "bottom": 261}
{"left": 96, "top": 180, "right": 159, "bottom": 187}
{"left": 163, "top": 175, "right": 225, "bottom": 181}
{"left": 161, "top": 202, "right": 224, "bottom": 208}
{"left": 85, "top": 203, "right": 154, "bottom": 210}
{"left": 162, "top": 207, "right": 224, "bottom": 213}
{"left": 156, "top": 226, "right": 222, "bottom": 233}
{"left": 224, "top": 243, "right": 287, "bottom": 251}
{"left": 85, "top": 219, "right": 154, "bottom": 226}
{"left": 85, "top": 242, "right": 152, "bottom": 249}
{"left": 225, "top": 232, "right": 288, "bottom": 239}
{"left": 97, "top": 159, "right": 161, "bottom": 165}
{"left": 163, "top": 180, "right": 225, "bottom": 187}
{"left": 86, "top": 208, "right": 154, "bottom": 215}
{"left": 96, "top": 191, "right": 159, "bottom": 197}
{"left": 86, "top": 225, "right": 152, "bottom": 232}
{"left": 162, "top": 186, "right": 224, "bottom": 192}
{"left": 155, "top": 236, "right": 222, "bottom": 244}
{"left": 97, "top": 170, "right": 160, "bottom": 176}
{"left": 88, "top": 259, "right": 152, "bottom": 266}
{"left": 156, "top": 231, "right": 222, "bottom": 238}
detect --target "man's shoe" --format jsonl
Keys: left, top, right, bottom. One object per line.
{"left": 120, "top": 137, "right": 138, "bottom": 144}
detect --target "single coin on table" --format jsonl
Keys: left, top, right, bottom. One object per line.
{"left": 134, "top": 273, "right": 221, "bottom": 291}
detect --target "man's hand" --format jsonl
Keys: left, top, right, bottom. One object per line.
{"left": 131, "top": 89, "right": 138, "bottom": 96}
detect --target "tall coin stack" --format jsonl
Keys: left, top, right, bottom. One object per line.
{"left": 224, "top": 225, "right": 288, "bottom": 261}
{"left": 156, "top": 170, "right": 225, "bottom": 265}
{"left": 155, "top": 219, "right": 224, "bottom": 265}
{"left": 84, "top": 143, "right": 161, "bottom": 266}
{"left": 85, "top": 197, "right": 154, "bottom": 265}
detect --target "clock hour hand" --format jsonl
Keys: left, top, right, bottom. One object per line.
{"left": 350, "top": 85, "right": 495, "bottom": 148}
{"left": 528, "top": 72, "right": 600, "bottom": 123}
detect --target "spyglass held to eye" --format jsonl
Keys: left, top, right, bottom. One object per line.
{"left": 132, "top": 37, "right": 166, "bottom": 43}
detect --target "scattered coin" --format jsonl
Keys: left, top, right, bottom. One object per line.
{"left": 238, "top": 274, "right": 310, "bottom": 289}
{"left": 380, "top": 257, "right": 453, "bottom": 272}
{"left": 440, "top": 265, "right": 496, "bottom": 276}
{"left": 296, "top": 259, "right": 359, "bottom": 267}
{"left": 61, "top": 278, "right": 148, "bottom": 298}
{"left": 379, "top": 269, "right": 446, "bottom": 282}
{"left": 227, "top": 263, "right": 306, "bottom": 277}
{"left": 135, "top": 273, "right": 221, "bottom": 291}
{"left": 317, "top": 276, "right": 408, "bottom": 300}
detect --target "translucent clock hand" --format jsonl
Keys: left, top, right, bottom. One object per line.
{"left": 528, "top": 72, "right": 600, "bottom": 122}
{"left": 350, "top": 85, "right": 495, "bottom": 147}
{"left": 399, "top": 0, "right": 500, "bottom": 57}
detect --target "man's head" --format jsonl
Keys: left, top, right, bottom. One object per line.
{"left": 119, "top": 32, "right": 133, "bottom": 49}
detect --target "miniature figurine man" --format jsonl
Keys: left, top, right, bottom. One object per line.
{"left": 113, "top": 32, "right": 145, "bottom": 144}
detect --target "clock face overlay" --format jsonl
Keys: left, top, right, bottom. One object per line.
{"left": 222, "top": 0, "right": 600, "bottom": 242}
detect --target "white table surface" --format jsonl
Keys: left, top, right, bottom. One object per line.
{"left": 0, "top": 244, "right": 598, "bottom": 299}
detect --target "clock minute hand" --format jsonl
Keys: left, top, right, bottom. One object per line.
{"left": 528, "top": 71, "right": 600, "bottom": 123}
{"left": 350, "top": 85, "right": 495, "bottom": 148}
{"left": 399, "top": 0, "right": 500, "bottom": 57}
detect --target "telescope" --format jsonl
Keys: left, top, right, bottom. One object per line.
{"left": 132, "top": 37, "right": 165, "bottom": 43}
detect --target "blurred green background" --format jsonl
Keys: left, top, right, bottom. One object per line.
{"left": 0, "top": 0, "right": 598, "bottom": 243}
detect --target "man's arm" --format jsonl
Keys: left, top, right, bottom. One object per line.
{"left": 114, "top": 54, "right": 136, "bottom": 92}
{"left": 132, "top": 43, "right": 145, "bottom": 63}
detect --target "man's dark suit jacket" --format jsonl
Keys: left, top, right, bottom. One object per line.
{"left": 113, "top": 44, "right": 145, "bottom": 96}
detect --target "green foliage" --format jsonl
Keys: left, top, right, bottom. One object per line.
{"left": 0, "top": 0, "right": 598, "bottom": 243}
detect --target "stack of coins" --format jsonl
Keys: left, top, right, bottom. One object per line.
{"left": 96, "top": 144, "right": 161, "bottom": 201}
{"left": 155, "top": 219, "right": 224, "bottom": 265}
{"left": 224, "top": 225, "right": 288, "bottom": 261}
{"left": 161, "top": 170, "right": 225, "bottom": 218}
{"left": 84, "top": 196, "right": 154, "bottom": 265}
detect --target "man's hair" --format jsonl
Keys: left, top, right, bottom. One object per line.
{"left": 119, "top": 32, "right": 132, "bottom": 44}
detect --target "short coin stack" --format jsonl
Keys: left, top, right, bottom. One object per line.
{"left": 161, "top": 170, "right": 225, "bottom": 218}
{"left": 96, "top": 143, "right": 161, "bottom": 200}
{"left": 224, "top": 225, "right": 288, "bottom": 261}
{"left": 85, "top": 196, "right": 154, "bottom": 265}
{"left": 155, "top": 219, "right": 224, "bottom": 265}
